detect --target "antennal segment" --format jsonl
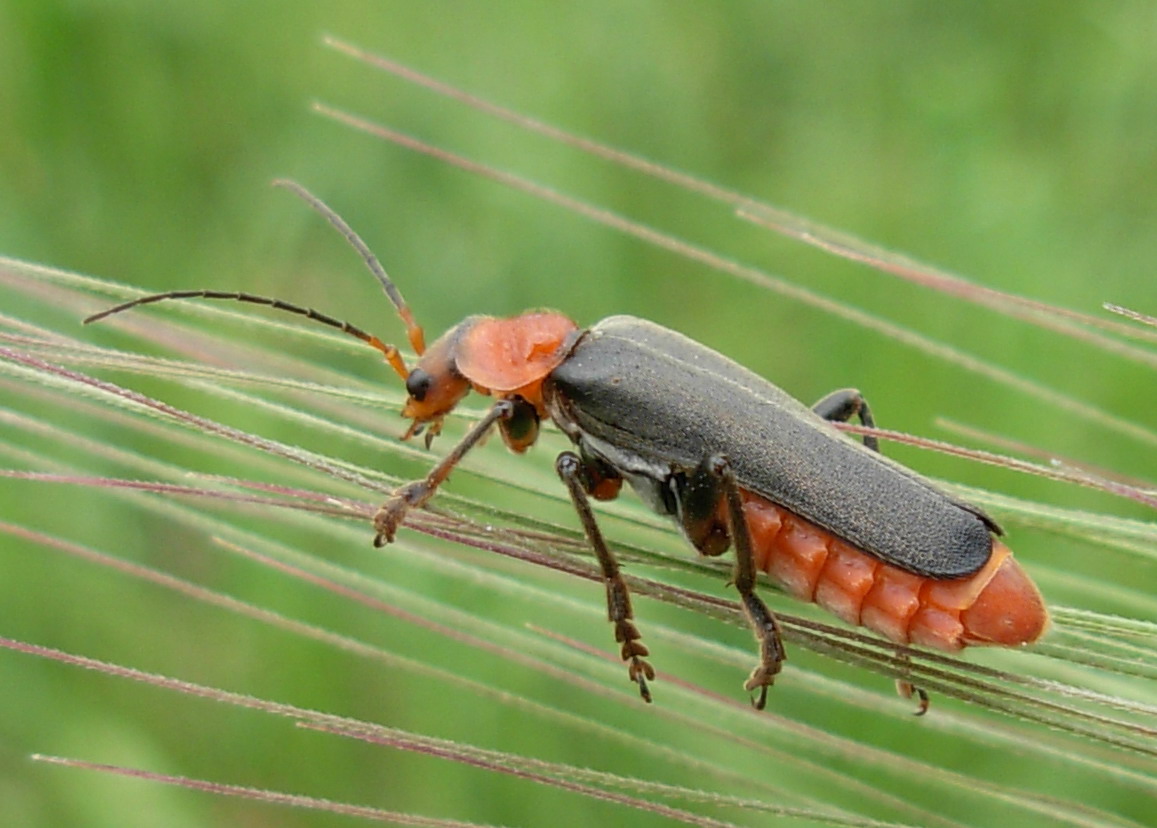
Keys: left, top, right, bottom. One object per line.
{"left": 272, "top": 178, "right": 426, "bottom": 356}
{"left": 84, "top": 290, "right": 411, "bottom": 381}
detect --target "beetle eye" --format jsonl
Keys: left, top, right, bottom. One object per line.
{"left": 405, "top": 368, "right": 433, "bottom": 401}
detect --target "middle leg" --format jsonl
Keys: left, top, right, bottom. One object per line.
{"left": 711, "top": 456, "right": 786, "bottom": 710}
{"left": 556, "top": 451, "right": 654, "bottom": 703}
{"left": 675, "top": 454, "right": 786, "bottom": 708}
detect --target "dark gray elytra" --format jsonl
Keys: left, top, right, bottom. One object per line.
{"left": 545, "top": 316, "right": 998, "bottom": 579}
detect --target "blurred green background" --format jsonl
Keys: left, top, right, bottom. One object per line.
{"left": 2, "top": 2, "right": 1155, "bottom": 826}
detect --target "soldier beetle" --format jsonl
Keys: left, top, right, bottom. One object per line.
{"left": 85, "top": 180, "right": 1048, "bottom": 710}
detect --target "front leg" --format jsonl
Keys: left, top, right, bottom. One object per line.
{"left": 556, "top": 451, "right": 654, "bottom": 703}
{"left": 373, "top": 400, "right": 513, "bottom": 546}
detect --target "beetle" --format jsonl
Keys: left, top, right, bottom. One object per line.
{"left": 85, "top": 180, "right": 1049, "bottom": 709}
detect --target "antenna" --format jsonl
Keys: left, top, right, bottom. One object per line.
{"left": 272, "top": 178, "right": 425, "bottom": 355}
{"left": 83, "top": 180, "right": 425, "bottom": 382}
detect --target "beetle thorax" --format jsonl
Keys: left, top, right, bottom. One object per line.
{"left": 453, "top": 311, "right": 579, "bottom": 411}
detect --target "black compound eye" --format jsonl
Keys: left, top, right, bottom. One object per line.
{"left": 405, "top": 368, "right": 433, "bottom": 401}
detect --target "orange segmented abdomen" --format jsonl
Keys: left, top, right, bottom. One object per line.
{"left": 739, "top": 491, "right": 1048, "bottom": 651}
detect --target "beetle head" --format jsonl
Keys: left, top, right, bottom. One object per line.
{"left": 398, "top": 318, "right": 476, "bottom": 446}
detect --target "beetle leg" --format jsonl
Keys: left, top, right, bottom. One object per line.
{"left": 675, "top": 457, "right": 732, "bottom": 558}
{"left": 574, "top": 447, "right": 624, "bottom": 501}
{"left": 813, "top": 391, "right": 931, "bottom": 712}
{"left": 811, "top": 388, "right": 878, "bottom": 451}
{"left": 896, "top": 676, "right": 930, "bottom": 716}
{"left": 497, "top": 395, "right": 541, "bottom": 453}
{"left": 708, "top": 455, "right": 785, "bottom": 710}
{"left": 556, "top": 451, "right": 654, "bottom": 703}
{"left": 373, "top": 399, "right": 514, "bottom": 546}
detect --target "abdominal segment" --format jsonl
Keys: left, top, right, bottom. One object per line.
{"left": 738, "top": 491, "right": 1048, "bottom": 651}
